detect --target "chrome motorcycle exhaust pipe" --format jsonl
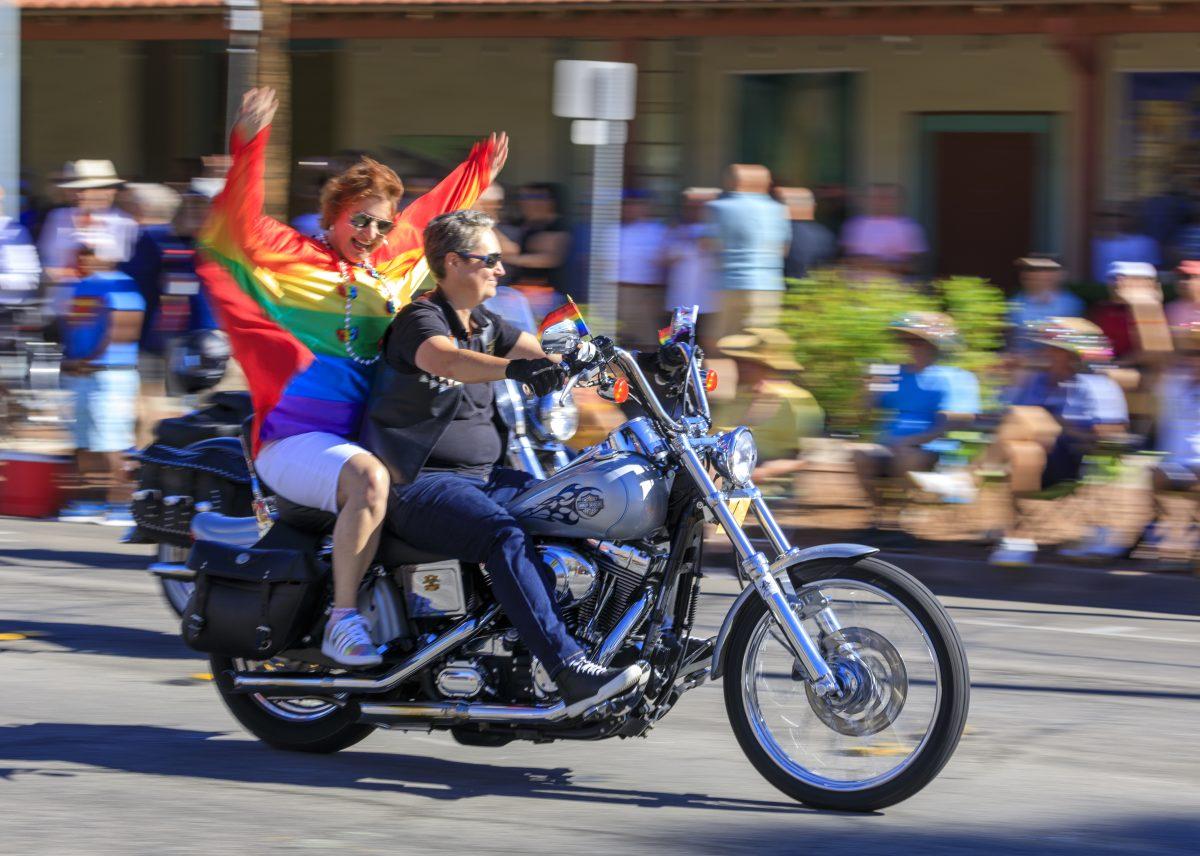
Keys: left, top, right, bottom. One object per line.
{"left": 594, "top": 590, "right": 653, "bottom": 666}
{"left": 148, "top": 562, "right": 195, "bottom": 581}
{"left": 231, "top": 605, "right": 500, "bottom": 695}
{"left": 359, "top": 699, "right": 569, "bottom": 724}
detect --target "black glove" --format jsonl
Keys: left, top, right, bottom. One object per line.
{"left": 505, "top": 358, "right": 567, "bottom": 397}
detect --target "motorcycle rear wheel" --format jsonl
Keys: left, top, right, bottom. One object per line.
{"left": 723, "top": 557, "right": 969, "bottom": 811}
{"left": 156, "top": 544, "right": 193, "bottom": 617}
{"left": 210, "top": 655, "right": 375, "bottom": 754}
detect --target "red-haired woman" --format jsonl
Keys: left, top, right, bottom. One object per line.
{"left": 198, "top": 88, "right": 507, "bottom": 666}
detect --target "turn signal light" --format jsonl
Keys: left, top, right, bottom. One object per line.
{"left": 611, "top": 377, "right": 630, "bottom": 404}
{"left": 704, "top": 370, "right": 719, "bottom": 392}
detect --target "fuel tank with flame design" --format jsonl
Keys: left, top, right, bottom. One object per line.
{"left": 508, "top": 451, "right": 669, "bottom": 540}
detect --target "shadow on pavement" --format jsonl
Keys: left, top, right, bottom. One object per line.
{"left": 0, "top": 548, "right": 146, "bottom": 571}
{"left": 692, "top": 814, "right": 1199, "bottom": 855}
{"left": 0, "top": 723, "right": 815, "bottom": 814}
{"left": 0, "top": 620, "right": 193, "bottom": 660}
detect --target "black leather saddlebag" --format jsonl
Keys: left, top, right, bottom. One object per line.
{"left": 154, "top": 391, "right": 253, "bottom": 447}
{"left": 133, "top": 438, "right": 252, "bottom": 547}
{"left": 183, "top": 538, "right": 323, "bottom": 659}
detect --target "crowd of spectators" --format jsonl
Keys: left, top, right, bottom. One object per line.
{"left": 3, "top": 154, "right": 1199, "bottom": 568}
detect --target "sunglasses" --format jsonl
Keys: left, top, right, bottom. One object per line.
{"left": 348, "top": 211, "right": 395, "bottom": 235}
{"left": 456, "top": 251, "right": 504, "bottom": 269}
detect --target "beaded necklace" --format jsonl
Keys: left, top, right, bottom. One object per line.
{"left": 320, "top": 235, "right": 400, "bottom": 366}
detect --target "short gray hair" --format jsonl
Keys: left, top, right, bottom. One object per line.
{"left": 424, "top": 210, "right": 496, "bottom": 280}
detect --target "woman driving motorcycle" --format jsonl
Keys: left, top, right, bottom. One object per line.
{"left": 197, "top": 87, "right": 508, "bottom": 666}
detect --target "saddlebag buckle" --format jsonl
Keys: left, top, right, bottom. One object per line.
{"left": 254, "top": 625, "right": 273, "bottom": 653}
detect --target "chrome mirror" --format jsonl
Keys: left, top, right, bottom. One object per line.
{"left": 540, "top": 320, "right": 581, "bottom": 355}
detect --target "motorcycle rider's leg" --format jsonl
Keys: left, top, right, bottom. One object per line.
{"left": 389, "top": 472, "right": 581, "bottom": 669}
{"left": 389, "top": 473, "right": 645, "bottom": 711}
{"left": 332, "top": 452, "right": 390, "bottom": 608}
{"left": 321, "top": 452, "right": 390, "bottom": 666}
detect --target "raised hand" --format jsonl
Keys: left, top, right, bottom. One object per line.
{"left": 485, "top": 132, "right": 509, "bottom": 183}
{"left": 233, "top": 87, "right": 279, "bottom": 141}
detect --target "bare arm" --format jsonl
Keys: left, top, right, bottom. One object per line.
{"left": 413, "top": 334, "right": 510, "bottom": 384}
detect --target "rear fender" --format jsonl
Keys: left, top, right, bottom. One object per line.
{"left": 709, "top": 544, "right": 878, "bottom": 681}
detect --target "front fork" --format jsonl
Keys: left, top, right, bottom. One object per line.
{"left": 676, "top": 443, "right": 841, "bottom": 697}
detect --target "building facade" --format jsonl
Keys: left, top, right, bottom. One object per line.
{"left": 17, "top": 0, "right": 1200, "bottom": 284}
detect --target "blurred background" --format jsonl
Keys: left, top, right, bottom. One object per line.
{"left": 4, "top": 0, "right": 1200, "bottom": 572}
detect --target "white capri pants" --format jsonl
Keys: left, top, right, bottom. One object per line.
{"left": 254, "top": 431, "right": 369, "bottom": 514}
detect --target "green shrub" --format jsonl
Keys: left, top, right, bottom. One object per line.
{"left": 780, "top": 272, "right": 1008, "bottom": 433}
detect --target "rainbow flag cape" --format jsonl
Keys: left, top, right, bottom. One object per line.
{"left": 537, "top": 297, "right": 590, "bottom": 339}
{"left": 198, "top": 127, "right": 493, "bottom": 453}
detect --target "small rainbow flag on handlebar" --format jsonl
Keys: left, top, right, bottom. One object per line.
{"left": 538, "top": 296, "right": 590, "bottom": 338}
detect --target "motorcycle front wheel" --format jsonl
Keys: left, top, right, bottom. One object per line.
{"left": 723, "top": 557, "right": 969, "bottom": 811}
{"left": 210, "top": 655, "right": 375, "bottom": 754}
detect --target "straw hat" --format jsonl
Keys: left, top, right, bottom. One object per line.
{"left": 1028, "top": 316, "right": 1113, "bottom": 362}
{"left": 717, "top": 327, "right": 802, "bottom": 372}
{"left": 58, "top": 159, "right": 123, "bottom": 190}
{"left": 889, "top": 311, "right": 959, "bottom": 349}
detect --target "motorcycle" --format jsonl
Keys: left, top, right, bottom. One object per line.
{"left": 184, "top": 309, "right": 969, "bottom": 811}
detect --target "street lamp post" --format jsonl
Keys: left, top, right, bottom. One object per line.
{"left": 224, "top": 0, "right": 262, "bottom": 142}
{"left": 553, "top": 60, "right": 637, "bottom": 338}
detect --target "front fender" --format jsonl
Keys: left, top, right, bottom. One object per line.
{"left": 709, "top": 543, "right": 878, "bottom": 681}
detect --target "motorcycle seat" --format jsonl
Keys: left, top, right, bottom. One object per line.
{"left": 273, "top": 495, "right": 450, "bottom": 566}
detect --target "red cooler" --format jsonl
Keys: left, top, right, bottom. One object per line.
{"left": 0, "top": 452, "right": 72, "bottom": 518}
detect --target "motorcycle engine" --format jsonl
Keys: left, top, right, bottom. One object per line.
{"left": 430, "top": 541, "right": 658, "bottom": 703}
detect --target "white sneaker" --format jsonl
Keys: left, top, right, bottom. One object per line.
{"left": 989, "top": 537, "right": 1037, "bottom": 567}
{"left": 1059, "top": 526, "right": 1126, "bottom": 561}
{"left": 908, "top": 470, "right": 978, "bottom": 504}
{"left": 321, "top": 612, "right": 382, "bottom": 667}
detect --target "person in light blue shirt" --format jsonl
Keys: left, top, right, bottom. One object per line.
{"left": 1091, "top": 205, "right": 1159, "bottom": 282}
{"left": 705, "top": 164, "right": 790, "bottom": 343}
{"left": 1007, "top": 255, "right": 1084, "bottom": 350}
{"left": 855, "top": 312, "right": 980, "bottom": 533}
{"left": 59, "top": 238, "right": 146, "bottom": 526}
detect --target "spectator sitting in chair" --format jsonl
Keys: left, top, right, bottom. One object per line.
{"left": 988, "top": 318, "right": 1129, "bottom": 566}
{"left": 853, "top": 311, "right": 980, "bottom": 546}
{"left": 1138, "top": 320, "right": 1200, "bottom": 566}
{"left": 713, "top": 327, "right": 823, "bottom": 489}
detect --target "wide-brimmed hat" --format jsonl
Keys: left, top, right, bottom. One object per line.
{"left": 58, "top": 159, "right": 123, "bottom": 190}
{"left": 1107, "top": 260, "right": 1157, "bottom": 280}
{"left": 717, "top": 327, "right": 802, "bottom": 372}
{"left": 1028, "top": 316, "right": 1112, "bottom": 362}
{"left": 889, "top": 311, "right": 959, "bottom": 349}
{"left": 1014, "top": 254, "right": 1062, "bottom": 271}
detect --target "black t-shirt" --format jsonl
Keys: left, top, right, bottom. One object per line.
{"left": 386, "top": 291, "right": 522, "bottom": 479}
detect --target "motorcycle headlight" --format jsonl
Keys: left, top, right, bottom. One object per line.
{"left": 538, "top": 395, "right": 579, "bottom": 442}
{"left": 714, "top": 427, "right": 758, "bottom": 486}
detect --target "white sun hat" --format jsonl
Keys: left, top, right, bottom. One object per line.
{"left": 58, "top": 160, "right": 124, "bottom": 190}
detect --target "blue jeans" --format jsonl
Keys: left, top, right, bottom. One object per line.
{"left": 387, "top": 468, "right": 584, "bottom": 674}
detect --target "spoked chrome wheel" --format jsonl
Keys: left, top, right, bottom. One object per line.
{"left": 745, "top": 582, "right": 937, "bottom": 787}
{"left": 156, "top": 544, "right": 194, "bottom": 616}
{"left": 232, "top": 657, "right": 343, "bottom": 722}
{"left": 724, "top": 557, "right": 969, "bottom": 811}
{"left": 211, "top": 655, "right": 375, "bottom": 753}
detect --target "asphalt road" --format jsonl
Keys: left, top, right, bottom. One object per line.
{"left": 1, "top": 516, "right": 1198, "bottom": 855}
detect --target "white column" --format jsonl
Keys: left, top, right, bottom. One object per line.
{"left": 0, "top": 0, "right": 18, "bottom": 218}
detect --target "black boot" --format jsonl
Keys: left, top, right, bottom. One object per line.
{"left": 554, "top": 658, "right": 647, "bottom": 718}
